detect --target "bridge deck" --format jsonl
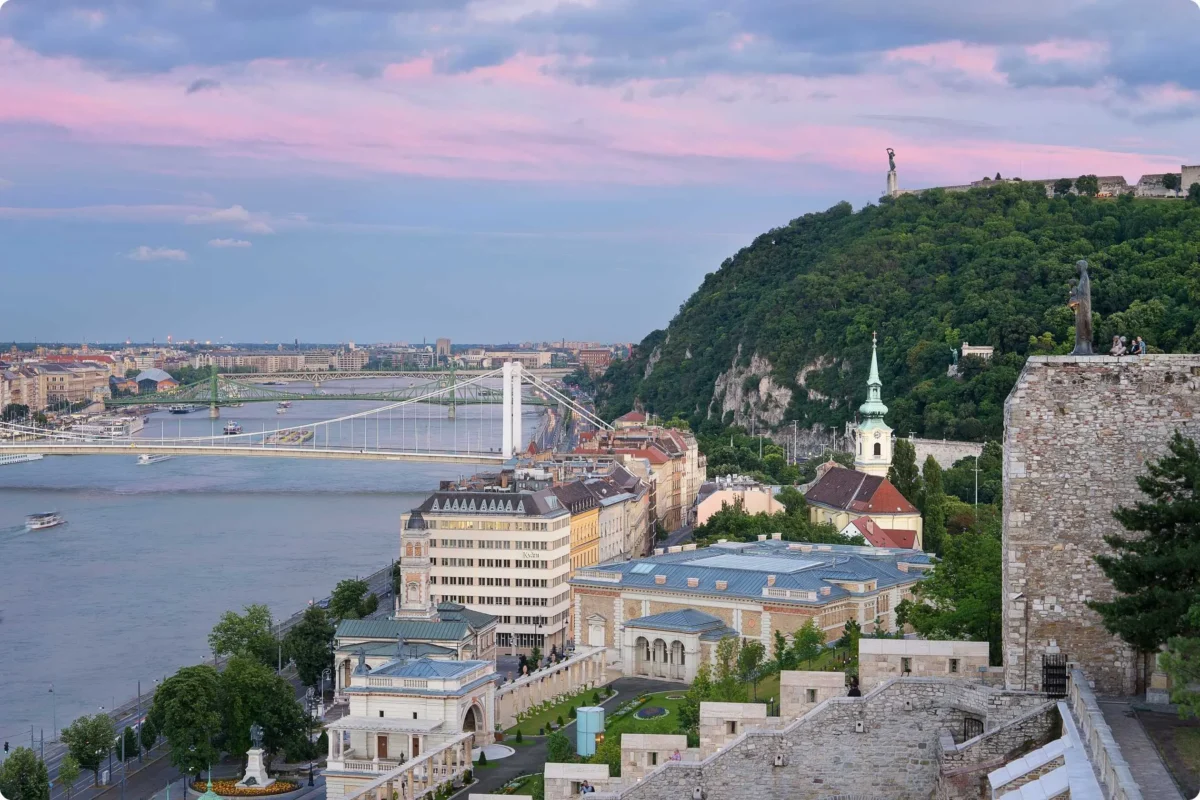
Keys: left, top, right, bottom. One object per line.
{"left": 0, "top": 443, "right": 507, "bottom": 464}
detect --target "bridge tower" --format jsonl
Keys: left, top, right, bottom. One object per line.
{"left": 209, "top": 364, "right": 220, "bottom": 418}
{"left": 511, "top": 361, "right": 522, "bottom": 455}
{"left": 447, "top": 364, "right": 456, "bottom": 420}
{"left": 502, "top": 362, "right": 513, "bottom": 456}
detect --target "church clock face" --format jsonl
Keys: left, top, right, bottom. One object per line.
{"left": 874, "top": 431, "right": 881, "bottom": 439}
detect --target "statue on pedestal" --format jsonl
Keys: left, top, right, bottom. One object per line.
{"left": 887, "top": 147, "right": 896, "bottom": 172}
{"left": 886, "top": 148, "right": 899, "bottom": 197}
{"left": 236, "top": 723, "right": 275, "bottom": 790}
{"left": 1069, "top": 259, "right": 1094, "bottom": 355}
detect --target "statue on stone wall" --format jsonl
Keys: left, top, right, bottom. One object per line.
{"left": 887, "top": 148, "right": 896, "bottom": 172}
{"left": 1069, "top": 259, "right": 1094, "bottom": 355}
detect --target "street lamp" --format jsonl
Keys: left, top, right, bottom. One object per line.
{"left": 305, "top": 690, "right": 316, "bottom": 787}
{"left": 49, "top": 684, "right": 56, "bottom": 742}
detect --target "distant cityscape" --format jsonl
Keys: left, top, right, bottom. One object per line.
{"left": 0, "top": 338, "right": 628, "bottom": 414}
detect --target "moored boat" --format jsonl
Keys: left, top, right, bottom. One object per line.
{"left": 223, "top": 422, "right": 243, "bottom": 435}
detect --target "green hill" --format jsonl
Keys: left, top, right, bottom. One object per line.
{"left": 596, "top": 183, "right": 1200, "bottom": 442}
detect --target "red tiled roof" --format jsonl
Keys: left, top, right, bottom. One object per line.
{"left": 45, "top": 354, "right": 116, "bottom": 364}
{"left": 847, "top": 516, "right": 917, "bottom": 549}
{"left": 615, "top": 411, "right": 646, "bottom": 422}
{"left": 806, "top": 466, "right": 918, "bottom": 515}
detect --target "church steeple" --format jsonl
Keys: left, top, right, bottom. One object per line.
{"left": 854, "top": 332, "right": 893, "bottom": 477}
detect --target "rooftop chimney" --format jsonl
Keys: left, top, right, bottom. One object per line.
{"left": 771, "top": 532, "right": 782, "bottom": 541}
{"left": 756, "top": 534, "right": 767, "bottom": 542}
{"left": 655, "top": 574, "right": 667, "bottom": 585}
{"left": 715, "top": 580, "right": 728, "bottom": 591}
{"left": 820, "top": 586, "right": 831, "bottom": 596}
{"left": 687, "top": 577, "right": 699, "bottom": 588}
{"left": 766, "top": 575, "right": 776, "bottom": 587}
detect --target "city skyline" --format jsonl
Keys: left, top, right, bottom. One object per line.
{"left": 2, "top": 0, "right": 1198, "bottom": 341}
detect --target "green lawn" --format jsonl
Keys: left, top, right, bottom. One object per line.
{"left": 505, "top": 686, "right": 609, "bottom": 735}
{"left": 508, "top": 774, "right": 544, "bottom": 797}
{"left": 750, "top": 650, "right": 850, "bottom": 709}
{"left": 604, "top": 692, "right": 687, "bottom": 738}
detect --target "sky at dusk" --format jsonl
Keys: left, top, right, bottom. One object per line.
{"left": 1, "top": 0, "right": 1198, "bottom": 344}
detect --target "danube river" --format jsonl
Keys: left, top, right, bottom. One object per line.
{"left": 0, "top": 377, "right": 545, "bottom": 740}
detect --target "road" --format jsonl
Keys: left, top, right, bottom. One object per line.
{"left": 38, "top": 561, "right": 396, "bottom": 800}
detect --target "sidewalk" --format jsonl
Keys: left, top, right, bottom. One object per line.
{"left": 1098, "top": 699, "right": 1184, "bottom": 799}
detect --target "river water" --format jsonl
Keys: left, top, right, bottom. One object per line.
{"left": 0, "top": 377, "right": 543, "bottom": 740}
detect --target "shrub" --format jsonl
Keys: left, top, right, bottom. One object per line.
{"left": 556, "top": 715, "right": 564, "bottom": 727}
{"left": 546, "top": 732, "right": 573, "bottom": 763}
{"left": 463, "top": 770, "right": 473, "bottom": 784}
{"left": 592, "top": 691, "right": 601, "bottom": 704}
{"left": 478, "top": 752, "right": 488, "bottom": 767}
{"left": 538, "top": 726, "right": 545, "bottom": 735}
{"left": 568, "top": 706, "right": 577, "bottom": 719}
{"left": 515, "top": 729, "right": 523, "bottom": 743}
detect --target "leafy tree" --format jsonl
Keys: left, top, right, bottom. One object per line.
{"left": 694, "top": 500, "right": 852, "bottom": 547}
{"left": 1088, "top": 433, "right": 1200, "bottom": 653}
{"left": 284, "top": 606, "right": 335, "bottom": 689}
{"left": 219, "top": 655, "right": 309, "bottom": 767}
{"left": 943, "top": 442, "right": 1001, "bottom": 506}
{"left": 57, "top": 755, "right": 81, "bottom": 800}
{"left": 0, "top": 746, "right": 50, "bottom": 800}
{"left": 887, "top": 439, "right": 922, "bottom": 505}
{"left": 121, "top": 726, "right": 139, "bottom": 761}
{"left": 529, "top": 645, "right": 542, "bottom": 667}
{"left": 922, "top": 456, "right": 947, "bottom": 555}
{"left": 150, "top": 665, "right": 222, "bottom": 778}
{"left": 772, "top": 630, "right": 793, "bottom": 670}
{"left": 1189, "top": 182, "right": 1200, "bottom": 204}
{"left": 139, "top": 716, "right": 158, "bottom": 754}
{"left": 209, "top": 604, "right": 278, "bottom": 668}
{"left": 1161, "top": 602, "right": 1200, "bottom": 718}
{"left": 677, "top": 663, "right": 713, "bottom": 737}
{"left": 790, "top": 617, "right": 826, "bottom": 668}
{"left": 589, "top": 730, "right": 623, "bottom": 776}
{"left": 328, "top": 579, "right": 373, "bottom": 620}
{"left": 1162, "top": 173, "right": 1181, "bottom": 196}
{"left": 836, "top": 620, "right": 862, "bottom": 676}
{"left": 60, "top": 714, "right": 115, "bottom": 786}
{"left": 545, "top": 732, "right": 573, "bottom": 763}
{"left": 898, "top": 531, "right": 1002, "bottom": 663}
{"left": 774, "top": 485, "right": 806, "bottom": 514}
{"left": 1, "top": 403, "right": 30, "bottom": 421}
{"left": 1052, "top": 177, "right": 1074, "bottom": 196}
{"left": 737, "top": 640, "right": 766, "bottom": 698}
{"left": 1074, "top": 174, "right": 1100, "bottom": 197}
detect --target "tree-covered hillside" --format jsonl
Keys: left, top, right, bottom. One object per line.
{"left": 597, "top": 184, "right": 1200, "bottom": 441}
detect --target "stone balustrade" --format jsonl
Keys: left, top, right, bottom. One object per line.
{"left": 1067, "top": 671, "right": 1144, "bottom": 800}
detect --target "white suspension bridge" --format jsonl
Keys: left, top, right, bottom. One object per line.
{"left": 0, "top": 365, "right": 610, "bottom": 464}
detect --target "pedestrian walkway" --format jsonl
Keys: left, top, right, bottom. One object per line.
{"left": 1098, "top": 699, "right": 1184, "bottom": 799}
{"left": 459, "top": 677, "right": 680, "bottom": 798}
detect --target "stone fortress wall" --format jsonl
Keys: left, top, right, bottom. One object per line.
{"left": 892, "top": 161, "right": 1200, "bottom": 200}
{"left": 1002, "top": 355, "right": 1200, "bottom": 696}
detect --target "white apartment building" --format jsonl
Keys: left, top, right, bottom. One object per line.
{"left": 400, "top": 489, "right": 573, "bottom": 655}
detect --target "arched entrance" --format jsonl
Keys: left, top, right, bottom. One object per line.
{"left": 462, "top": 704, "right": 479, "bottom": 733}
{"left": 634, "top": 636, "right": 650, "bottom": 675}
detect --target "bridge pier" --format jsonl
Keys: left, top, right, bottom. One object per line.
{"left": 313, "top": 379, "right": 321, "bottom": 388}
{"left": 447, "top": 405, "right": 455, "bottom": 420}
{"left": 209, "top": 403, "right": 220, "bottom": 419}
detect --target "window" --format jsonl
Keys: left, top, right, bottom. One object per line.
{"left": 873, "top": 442, "right": 881, "bottom": 456}
{"left": 726, "top": 721, "right": 737, "bottom": 735}
{"left": 379, "top": 710, "right": 385, "bottom": 718}
{"left": 949, "top": 658, "right": 960, "bottom": 674}
{"left": 806, "top": 689, "right": 817, "bottom": 703}
{"left": 901, "top": 657, "right": 912, "bottom": 674}
{"left": 650, "top": 753, "right": 658, "bottom": 766}
{"left": 413, "top": 712, "right": 418, "bottom": 719}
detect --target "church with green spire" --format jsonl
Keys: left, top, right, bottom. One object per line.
{"left": 854, "top": 332, "right": 893, "bottom": 477}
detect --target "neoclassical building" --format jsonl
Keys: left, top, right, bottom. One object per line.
{"left": 571, "top": 538, "right": 931, "bottom": 680}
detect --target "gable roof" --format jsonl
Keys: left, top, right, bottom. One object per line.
{"left": 335, "top": 617, "right": 473, "bottom": 643}
{"left": 625, "top": 609, "right": 726, "bottom": 633}
{"left": 615, "top": 411, "right": 646, "bottom": 423}
{"left": 436, "top": 601, "right": 496, "bottom": 630}
{"left": 805, "top": 466, "right": 918, "bottom": 515}
{"left": 846, "top": 516, "right": 918, "bottom": 550}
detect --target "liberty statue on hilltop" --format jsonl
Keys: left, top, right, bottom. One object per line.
{"left": 886, "top": 148, "right": 898, "bottom": 197}
{"left": 887, "top": 148, "right": 896, "bottom": 172}
{"left": 1069, "top": 260, "right": 1094, "bottom": 356}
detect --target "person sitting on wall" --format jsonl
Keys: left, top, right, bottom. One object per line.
{"left": 1110, "top": 335, "right": 1127, "bottom": 356}
{"left": 847, "top": 678, "right": 862, "bottom": 697}
{"left": 670, "top": 749, "right": 682, "bottom": 761}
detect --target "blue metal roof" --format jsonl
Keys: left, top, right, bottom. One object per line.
{"left": 626, "top": 609, "right": 727, "bottom": 633}
{"left": 571, "top": 540, "right": 931, "bottom": 606}
{"left": 335, "top": 618, "right": 472, "bottom": 642}
{"left": 371, "top": 656, "right": 490, "bottom": 678}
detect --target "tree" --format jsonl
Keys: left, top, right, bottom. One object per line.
{"left": 737, "top": 640, "right": 766, "bottom": 699}
{"left": 677, "top": 663, "right": 713, "bottom": 737}
{"left": 284, "top": 606, "right": 335, "bottom": 689}
{"left": 790, "top": 617, "right": 826, "bottom": 668}
{"left": 887, "top": 439, "right": 922, "bottom": 506}
{"left": 61, "top": 714, "right": 115, "bottom": 787}
{"left": 772, "top": 630, "right": 793, "bottom": 670}
{"left": 1, "top": 403, "right": 30, "bottom": 421}
{"left": 121, "top": 726, "right": 139, "bottom": 761}
{"left": 774, "top": 485, "right": 806, "bottom": 515}
{"left": 0, "top": 746, "right": 50, "bottom": 800}
{"left": 1088, "top": 433, "right": 1200, "bottom": 653}
{"left": 922, "top": 455, "right": 947, "bottom": 555}
{"left": 209, "top": 604, "right": 278, "bottom": 668}
{"left": 150, "top": 665, "right": 222, "bottom": 778}
{"left": 545, "top": 732, "right": 573, "bottom": 763}
{"left": 529, "top": 645, "right": 542, "bottom": 668}
{"left": 1162, "top": 173, "right": 1181, "bottom": 197}
{"left": 219, "top": 655, "right": 309, "bottom": 767}
{"left": 57, "top": 755, "right": 81, "bottom": 800}
{"left": 328, "top": 579, "right": 373, "bottom": 620}
{"left": 1053, "top": 177, "right": 1073, "bottom": 196}
{"left": 1161, "top": 602, "right": 1200, "bottom": 717}
{"left": 899, "top": 531, "right": 1002, "bottom": 663}
{"left": 1189, "top": 182, "right": 1200, "bottom": 204}
{"left": 1074, "top": 174, "right": 1100, "bottom": 196}
{"left": 139, "top": 716, "right": 158, "bottom": 754}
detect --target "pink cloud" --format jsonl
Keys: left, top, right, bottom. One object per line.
{"left": 0, "top": 36, "right": 1190, "bottom": 192}
{"left": 1024, "top": 39, "right": 1108, "bottom": 63}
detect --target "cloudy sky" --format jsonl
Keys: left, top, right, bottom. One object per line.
{"left": 1, "top": 0, "right": 1197, "bottom": 343}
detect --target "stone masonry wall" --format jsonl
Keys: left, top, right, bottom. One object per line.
{"left": 934, "top": 702, "right": 1059, "bottom": 800}
{"left": 1003, "top": 355, "right": 1200, "bottom": 696}
{"left": 618, "top": 680, "right": 1051, "bottom": 800}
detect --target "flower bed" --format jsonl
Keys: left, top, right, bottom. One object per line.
{"left": 665, "top": 695, "right": 686, "bottom": 701}
{"left": 634, "top": 706, "right": 667, "bottom": 719}
{"left": 191, "top": 780, "right": 300, "bottom": 797}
